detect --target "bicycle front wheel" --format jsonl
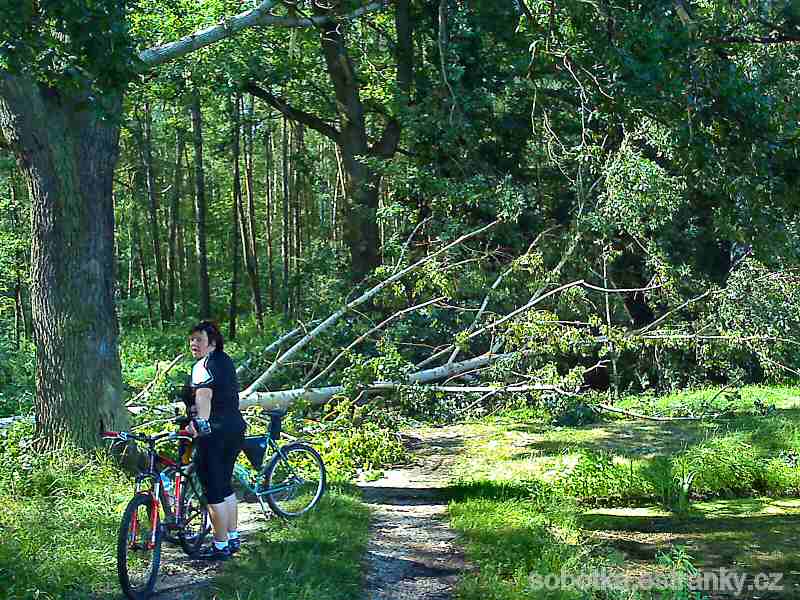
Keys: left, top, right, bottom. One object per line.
{"left": 262, "top": 442, "right": 326, "bottom": 518}
{"left": 117, "top": 493, "right": 162, "bottom": 600}
{"left": 178, "top": 472, "right": 210, "bottom": 555}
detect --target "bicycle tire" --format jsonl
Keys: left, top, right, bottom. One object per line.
{"left": 178, "top": 472, "right": 210, "bottom": 555}
{"left": 117, "top": 493, "right": 162, "bottom": 600}
{"left": 262, "top": 442, "right": 326, "bottom": 518}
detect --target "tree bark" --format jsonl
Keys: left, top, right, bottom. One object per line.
{"left": 0, "top": 75, "right": 129, "bottom": 449}
{"left": 191, "top": 88, "right": 211, "bottom": 319}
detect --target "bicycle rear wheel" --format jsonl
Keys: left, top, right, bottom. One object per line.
{"left": 117, "top": 493, "right": 162, "bottom": 600}
{"left": 262, "top": 442, "right": 326, "bottom": 518}
{"left": 178, "top": 472, "right": 210, "bottom": 555}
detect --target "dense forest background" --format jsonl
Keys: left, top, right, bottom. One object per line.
{"left": 1, "top": 0, "right": 800, "bottom": 446}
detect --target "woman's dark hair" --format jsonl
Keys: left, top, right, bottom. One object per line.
{"left": 190, "top": 320, "right": 224, "bottom": 351}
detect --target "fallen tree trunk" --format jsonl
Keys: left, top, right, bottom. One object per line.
{"left": 239, "top": 220, "right": 499, "bottom": 397}
{"left": 239, "top": 350, "right": 518, "bottom": 410}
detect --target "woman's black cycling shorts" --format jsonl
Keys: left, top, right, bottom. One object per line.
{"left": 195, "top": 425, "right": 245, "bottom": 504}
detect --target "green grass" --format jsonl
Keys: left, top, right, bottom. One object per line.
{"left": 0, "top": 436, "right": 131, "bottom": 600}
{"left": 211, "top": 486, "right": 369, "bottom": 600}
{"left": 615, "top": 384, "right": 800, "bottom": 417}
{"left": 444, "top": 385, "right": 800, "bottom": 600}
{"left": 448, "top": 390, "right": 800, "bottom": 509}
{"left": 447, "top": 482, "right": 583, "bottom": 600}
{"left": 0, "top": 419, "right": 375, "bottom": 600}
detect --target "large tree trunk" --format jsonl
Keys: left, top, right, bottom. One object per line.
{"left": 315, "top": 15, "right": 381, "bottom": 281}
{"left": 0, "top": 75, "right": 129, "bottom": 449}
{"left": 191, "top": 87, "right": 211, "bottom": 319}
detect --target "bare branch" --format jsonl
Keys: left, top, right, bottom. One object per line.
{"left": 448, "top": 226, "right": 557, "bottom": 365}
{"left": 593, "top": 403, "right": 726, "bottom": 422}
{"left": 633, "top": 289, "right": 713, "bottom": 336}
{"left": 304, "top": 296, "right": 445, "bottom": 389}
{"left": 126, "top": 354, "right": 185, "bottom": 406}
{"left": 236, "top": 323, "right": 313, "bottom": 377}
{"left": 240, "top": 349, "right": 519, "bottom": 410}
{"left": 464, "top": 279, "right": 663, "bottom": 344}
{"left": 246, "top": 83, "right": 340, "bottom": 142}
{"left": 393, "top": 217, "right": 432, "bottom": 274}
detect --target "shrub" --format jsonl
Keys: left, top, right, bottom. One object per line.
{"left": 318, "top": 423, "right": 409, "bottom": 480}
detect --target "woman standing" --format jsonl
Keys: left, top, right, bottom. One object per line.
{"left": 187, "top": 320, "right": 246, "bottom": 560}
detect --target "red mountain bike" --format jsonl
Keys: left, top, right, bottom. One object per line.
{"left": 102, "top": 417, "right": 210, "bottom": 600}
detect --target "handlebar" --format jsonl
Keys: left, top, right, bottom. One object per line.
{"left": 101, "top": 428, "right": 193, "bottom": 446}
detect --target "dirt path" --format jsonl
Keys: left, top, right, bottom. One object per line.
{"left": 358, "top": 427, "right": 469, "bottom": 600}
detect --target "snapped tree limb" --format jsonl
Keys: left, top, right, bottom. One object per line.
{"left": 304, "top": 296, "right": 446, "bottom": 389}
{"left": 240, "top": 349, "right": 519, "bottom": 411}
{"left": 239, "top": 219, "right": 500, "bottom": 399}
{"left": 138, "top": 1, "right": 385, "bottom": 67}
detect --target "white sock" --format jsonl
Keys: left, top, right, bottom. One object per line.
{"left": 228, "top": 530, "right": 240, "bottom": 540}
{"left": 214, "top": 540, "right": 228, "bottom": 550}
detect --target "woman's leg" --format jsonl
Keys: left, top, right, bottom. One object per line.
{"left": 207, "top": 501, "right": 231, "bottom": 542}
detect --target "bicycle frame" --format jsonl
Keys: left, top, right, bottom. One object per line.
{"left": 157, "top": 436, "right": 195, "bottom": 530}
{"left": 235, "top": 435, "right": 305, "bottom": 514}
{"left": 103, "top": 428, "right": 194, "bottom": 549}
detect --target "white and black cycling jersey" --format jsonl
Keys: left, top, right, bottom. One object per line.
{"left": 190, "top": 349, "right": 244, "bottom": 427}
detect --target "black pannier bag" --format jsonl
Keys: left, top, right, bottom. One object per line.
{"left": 242, "top": 436, "right": 268, "bottom": 470}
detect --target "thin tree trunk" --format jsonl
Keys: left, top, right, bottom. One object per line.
{"left": 9, "top": 178, "right": 23, "bottom": 348}
{"left": 191, "top": 88, "right": 211, "bottom": 319}
{"left": 132, "top": 208, "right": 154, "bottom": 326}
{"left": 166, "top": 126, "right": 185, "bottom": 320}
{"left": 14, "top": 269, "right": 23, "bottom": 349}
{"left": 292, "top": 123, "right": 303, "bottom": 311}
{"left": 176, "top": 218, "right": 186, "bottom": 308}
{"left": 264, "top": 125, "right": 276, "bottom": 311}
{"left": 244, "top": 96, "right": 260, "bottom": 283}
{"left": 281, "top": 116, "right": 291, "bottom": 315}
{"left": 240, "top": 96, "right": 264, "bottom": 329}
{"left": 126, "top": 215, "right": 135, "bottom": 298}
{"left": 229, "top": 95, "right": 242, "bottom": 340}
{"left": 139, "top": 102, "right": 167, "bottom": 327}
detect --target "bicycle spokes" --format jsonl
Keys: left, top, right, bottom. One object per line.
{"left": 263, "top": 443, "right": 326, "bottom": 518}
